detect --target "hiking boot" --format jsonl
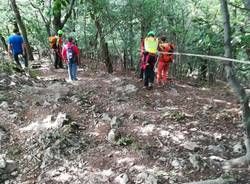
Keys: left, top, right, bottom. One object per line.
{"left": 148, "top": 83, "right": 153, "bottom": 90}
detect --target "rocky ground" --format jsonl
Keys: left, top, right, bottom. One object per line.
{"left": 0, "top": 60, "right": 249, "bottom": 184}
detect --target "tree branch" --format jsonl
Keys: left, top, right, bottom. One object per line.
{"left": 228, "top": 2, "right": 250, "bottom": 11}
{"left": 61, "top": 0, "right": 76, "bottom": 26}
{"left": 29, "top": 0, "right": 51, "bottom": 35}
{"left": 29, "top": 0, "right": 48, "bottom": 24}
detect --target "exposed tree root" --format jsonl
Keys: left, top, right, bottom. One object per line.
{"left": 184, "top": 177, "right": 235, "bottom": 184}
{"left": 223, "top": 138, "right": 250, "bottom": 169}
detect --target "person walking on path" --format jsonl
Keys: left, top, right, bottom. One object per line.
{"left": 143, "top": 31, "right": 158, "bottom": 89}
{"left": 157, "top": 36, "right": 175, "bottom": 86}
{"left": 49, "top": 30, "right": 64, "bottom": 69}
{"left": 62, "top": 37, "right": 80, "bottom": 81}
{"left": 7, "top": 28, "right": 28, "bottom": 68}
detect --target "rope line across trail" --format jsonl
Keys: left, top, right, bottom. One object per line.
{"left": 157, "top": 51, "right": 250, "bottom": 65}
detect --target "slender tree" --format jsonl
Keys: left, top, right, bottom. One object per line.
{"left": 88, "top": 0, "right": 113, "bottom": 73}
{"left": 10, "top": 0, "right": 34, "bottom": 60}
{"left": 220, "top": 0, "right": 250, "bottom": 169}
{"left": 0, "top": 34, "right": 7, "bottom": 52}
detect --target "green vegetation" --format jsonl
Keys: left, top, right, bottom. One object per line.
{"left": 0, "top": 0, "right": 248, "bottom": 83}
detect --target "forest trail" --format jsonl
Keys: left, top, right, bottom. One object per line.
{"left": 0, "top": 63, "right": 249, "bottom": 184}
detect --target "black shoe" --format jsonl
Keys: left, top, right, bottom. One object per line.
{"left": 148, "top": 86, "right": 153, "bottom": 90}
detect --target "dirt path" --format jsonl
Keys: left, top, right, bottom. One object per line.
{"left": 1, "top": 65, "right": 249, "bottom": 183}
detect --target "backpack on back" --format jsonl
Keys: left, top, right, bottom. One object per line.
{"left": 49, "top": 36, "right": 57, "bottom": 49}
{"left": 66, "top": 45, "right": 76, "bottom": 63}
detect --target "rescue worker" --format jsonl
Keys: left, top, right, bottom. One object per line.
{"left": 143, "top": 31, "right": 158, "bottom": 89}
{"left": 49, "top": 30, "right": 64, "bottom": 69}
{"left": 157, "top": 36, "right": 175, "bottom": 86}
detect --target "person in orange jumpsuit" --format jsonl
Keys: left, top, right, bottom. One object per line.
{"left": 157, "top": 36, "right": 175, "bottom": 86}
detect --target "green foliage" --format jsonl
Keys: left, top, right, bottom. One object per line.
{"left": 27, "top": 69, "right": 41, "bottom": 78}
{"left": 116, "top": 136, "right": 133, "bottom": 146}
{"left": 52, "top": 0, "right": 62, "bottom": 16}
{"left": 0, "top": 62, "right": 16, "bottom": 75}
{"left": 0, "top": 94, "right": 9, "bottom": 103}
{"left": 0, "top": 0, "right": 248, "bottom": 83}
{"left": 169, "top": 111, "right": 186, "bottom": 121}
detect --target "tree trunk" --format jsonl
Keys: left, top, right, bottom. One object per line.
{"left": 221, "top": 0, "right": 250, "bottom": 156}
{"left": 129, "top": 21, "right": 134, "bottom": 69}
{"left": 140, "top": 18, "right": 151, "bottom": 39}
{"left": 198, "top": 60, "right": 207, "bottom": 82}
{"left": 243, "top": 0, "right": 250, "bottom": 23}
{"left": 95, "top": 18, "right": 112, "bottom": 73}
{"left": 90, "top": 7, "right": 113, "bottom": 73}
{"left": 123, "top": 49, "right": 127, "bottom": 71}
{"left": 0, "top": 35, "right": 8, "bottom": 52}
{"left": 10, "top": 0, "right": 34, "bottom": 61}
{"left": 52, "top": 0, "right": 76, "bottom": 33}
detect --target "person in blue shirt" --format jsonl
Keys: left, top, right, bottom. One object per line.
{"left": 7, "top": 29, "right": 28, "bottom": 67}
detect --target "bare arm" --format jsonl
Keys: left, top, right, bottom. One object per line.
{"left": 8, "top": 44, "right": 12, "bottom": 56}
{"left": 22, "top": 43, "right": 26, "bottom": 55}
{"left": 77, "top": 54, "right": 80, "bottom": 65}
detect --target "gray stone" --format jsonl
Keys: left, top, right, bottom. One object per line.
{"left": 13, "top": 101, "right": 23, "bottom": 108}
{"left": 171, "top": 159, "right": 181, "bottom": 169}
{"left": 116, "top": 84, "right": 138, "bottom": 94}
{"left": 213, "top": 133, "right": 223, "bottom": 141}
{"left": 5, "top": 160, "right": 17, "bottom": 173}
{"left": 107, "top": 129, "right": 117, "bottom": 143}
{"left": 233, "top": 142, "right": 244, "bottom": 154}
{"left": 208, "top": 144, "right": 225, "bottom": 153}
{"left": 0, "top": 102, "right": 8, "bottom": 109}
{"left": 110, "top": 116, "right": 122, "bottom": 129}
{"left": 114, "top": 173, "right": 129, "bottom": 184}
{"left": 189, "top": 153, "right": 200, "bottom": 170}
{"left": 135, "top": 172, "right": 157, "bottom": 184}
{"left": 0, "top": 155, "right": 17, "bottom": 183}
{"left": 0, "top": 155, "right": 6, "bottom": 169}
{"left": 181, "top": 141, "right": 199, "bottom": 151}
{"left": 102, "top": 113, "right": 111, "bottom": 122}
{"left": 209, "top": 155, "right": 225, "bottom": 162}
{"left": 43, "top": 101, "right": 51, "bottom": 107}
{"left": 20, "top": 112, "right": 68, "bottom": 132}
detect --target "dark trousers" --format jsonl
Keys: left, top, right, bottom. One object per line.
{"left": 54, "top": 51, "right": 63, "bottom": 69}
{"left": 14, "top": 53, "right": 28, "bottom": 67}
{"left": 140, "top": 68, "right": 144, "bottom": 79}
{"left": 143, "top": 54, "right": 156, "bottom": 86}
{"left": 144, "top": 65, "right": 155, "bottom": 86}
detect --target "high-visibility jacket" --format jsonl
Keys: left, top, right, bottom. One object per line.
{"left": 144, "top": 37, "right": 158, "bottom": 54}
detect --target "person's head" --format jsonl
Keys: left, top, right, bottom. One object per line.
{"left": 57, "top": 29, "right": 63, "bottom": 37}
{"left": 160, "top": 36, "right": 166, "bottom": 42}
{"left": 147, "top": 31, "right": 155, "bottom": 37}
{"left": 13, "top": 28, "right": 20, "bottom": 35}
{"left": 68, "top": 36, "right": 74, "bottom": 43}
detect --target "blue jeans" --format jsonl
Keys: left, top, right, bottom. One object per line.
{"left": 68, "top": 62, "right": 77, "bottom": 80}
{"left": 14, "top": 53, "right": 28, "bottom": 67}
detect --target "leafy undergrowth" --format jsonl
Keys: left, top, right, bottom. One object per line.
{"left": 0, "top": 63, "right": 249, "bottom": 184}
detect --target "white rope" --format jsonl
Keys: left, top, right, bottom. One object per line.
{"left": 157, "top": 51, "right": 250, "bottom": 65}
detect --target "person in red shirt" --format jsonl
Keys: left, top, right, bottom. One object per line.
{"left": 157, "top": 36, "right": 175, "bottom": 86}
{"left": 62, "top": 37, "right": 80, "bottom": 81}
